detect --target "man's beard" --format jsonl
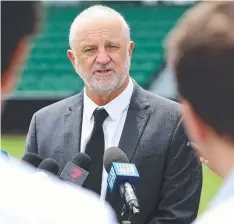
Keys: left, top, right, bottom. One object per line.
{"left": 74, "top": 56, "right": 130, "bottom": 95}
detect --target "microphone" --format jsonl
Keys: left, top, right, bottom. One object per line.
{"left": 38, "top": 158, "right": 59, "bottom": 176}
{"left": 104, "top": 147, "right": 140, "bottom": 217}
{"left": 21, "top": 152, "right": 43, "bottom": 168}
{"left": 60, "top": 153, "right": 91, "bottom": 186}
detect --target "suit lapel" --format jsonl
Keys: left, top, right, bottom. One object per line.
{"left": 106, "top": 81, "right": 151, "bottom": 220}
{"left": 119, "top": 82, "right": 150, "bottom": 162}
{"left": 118, "top": 106, "right": 150, "bottom": 162}
{"left": 63, "top": 91, "right": 84, "bottom": 161}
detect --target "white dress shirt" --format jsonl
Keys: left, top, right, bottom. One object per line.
{"left": 0, "top": 157, "right": 118, "bottom": 224}
{"left": 80, "top": 78, "right": 134, "bottom": 199}
{"left": 194, "top": 167, "right": 234, "bottom": 224}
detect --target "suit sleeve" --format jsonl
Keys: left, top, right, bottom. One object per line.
{"left": 24, "top": 113, "right": 38, "bottom": 154}
{"left": 149, "top": 118, "right": 202, "bottom": 224}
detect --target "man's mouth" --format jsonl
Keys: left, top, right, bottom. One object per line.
{"left": 94, "top": 69, "right": 113, "bottom": 75}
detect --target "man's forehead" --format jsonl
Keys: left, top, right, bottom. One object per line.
{"left": 74, "top": 23, "right": 125, "bottom": 43}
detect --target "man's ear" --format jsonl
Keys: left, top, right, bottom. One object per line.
{"left": 128, "top": 41, "right": 134, "bottom": 58}
{"left": 181, "top": 99, "right": 208, "bottom": 145}
{"left": 2, "top": 37, "right": 31, "bottom": 95}
{"left": 67, "top": 49, "right": 76, "bottom": 67}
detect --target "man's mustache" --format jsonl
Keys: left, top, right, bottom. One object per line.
{"left": 92, "top": 64, "right": 115, "bottom": 72}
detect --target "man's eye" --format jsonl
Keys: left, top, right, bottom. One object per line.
{"left": 85, "top": 48, "right": 95, "bottom": 52}
{"left": 107, "top": 45, "right": 118, "bottom": 49}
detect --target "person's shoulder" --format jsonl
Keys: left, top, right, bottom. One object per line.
{"left": 0, "top": 159, "right": 117, "bottom": 224}
{"left": 194, "top": 197, "right": 234, "bottom": 224}
{"left": 147, "top": 91, "right": 179, "bottom": 111}
{"left": 42, "top": 173, "right": 118, "bottom": 224}
{"left": 53, "top": 181, "right": 118, "bottom": 224}
{"left": 35, "top": 92, "right": 83, "bottom": 118}
{"left": 140, "top": 87, "right": 181, "bottom": 120}
{"left": 133, "top": 81, "right": 180, "bottom": 115}
{"left": 33, "top": 165, "right": 118, "bottom": 223}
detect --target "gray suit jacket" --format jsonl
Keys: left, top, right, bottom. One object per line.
{"left": 25, "top": 81, "right": 202, "bottom": 224}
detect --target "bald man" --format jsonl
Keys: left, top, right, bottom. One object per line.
{"left": 25, "top": 5, "right": 202, "bottom": 224}
{"left": 1, "top": 2, "right": 117, "bottom": 224}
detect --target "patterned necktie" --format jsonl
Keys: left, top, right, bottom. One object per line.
{"left": 84, "top": 108, "right": 109, "bottom": 195}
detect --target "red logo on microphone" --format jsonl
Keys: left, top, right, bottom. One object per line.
{"left": 71, "top": 167, "right": 81, "bottom": 179}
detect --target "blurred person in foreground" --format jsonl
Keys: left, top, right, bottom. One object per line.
{"left": 25, "top": 4, "right": 202, "bottom": 224}
{"left": 1, "top": 2, "right": 117, "bottom": 223}
{"left": 165, "top": 1, "right": 234, "bottom": 223}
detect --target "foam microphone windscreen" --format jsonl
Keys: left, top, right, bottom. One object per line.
{"left": 21, "top": 152, "right": 43, "bottom": 168}
{"left": 103, "top": 147, "right": 129, "bottom": 173}
{"left": 38, "top": 158, "right": 59, "bottom": 176}
{"left": 72, "top": 153, "right": 91, "bottom": 171}
{"left": 59, "top": 153, "right": 91, "bottom": 186}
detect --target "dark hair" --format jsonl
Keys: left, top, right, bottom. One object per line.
{"left": 165, "top": 2, "right": 234, "bottom": 141}
{"left": 1, "top": 1, "right": 42, "bottom": 75}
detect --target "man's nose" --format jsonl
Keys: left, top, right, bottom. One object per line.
{"left": 96, "top": 50, "right": 111, "bottom": 65}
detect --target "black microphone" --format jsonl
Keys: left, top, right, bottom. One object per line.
{"left": 21, "top": 152, "right": 43, "bottom": 168}
{"left": 38, "top": 158, "right": 60, "bottom": 176}
{"left": 60, "top": 153, "right": 91, "bottom": 186}
{"left": 104, "top": 147, "right": 140, "bottom": 218}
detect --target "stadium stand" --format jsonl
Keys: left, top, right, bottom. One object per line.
{"left": 15, "top": 2, "right": 190, "bottom": 98}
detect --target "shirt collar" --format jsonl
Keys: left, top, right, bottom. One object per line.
{"left": 83, "top": 78, "right": 134, "bottom": 121}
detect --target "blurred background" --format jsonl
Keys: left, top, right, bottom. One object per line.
{"left": 1, "top": 0, "right": 221, "bottom": 215}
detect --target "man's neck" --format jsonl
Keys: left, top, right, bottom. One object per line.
{"left": 214, "top": 139, "right": 234, "bottom": 179}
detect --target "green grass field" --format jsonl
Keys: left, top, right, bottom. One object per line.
{"left": 1, "top": 134, "right": 222, "bottom": 215}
